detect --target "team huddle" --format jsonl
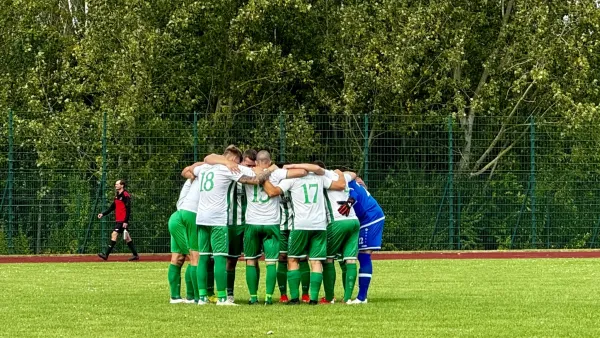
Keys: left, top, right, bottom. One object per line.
{"left": 167, "top": 145, "right": 385, "bottom": 305}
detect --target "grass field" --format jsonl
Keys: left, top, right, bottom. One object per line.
{"left": 1, "top": 259, "right": 600, "bottom": 337}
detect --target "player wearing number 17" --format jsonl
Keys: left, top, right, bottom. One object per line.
{"left": 194, "top": 145, "right": 273, "bottom": 306}
{"left": 263, "top": 163, "right": 346, "bottom": 305}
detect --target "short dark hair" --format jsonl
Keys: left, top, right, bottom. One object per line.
{"left": 117, "top": 179, "right": 127, "bottom": 187}
{"left": 275, "top": 161, "right": 290, "bottom": 169}
{"left": 313, "top": 160, "right": 326, "bottom": 169}
{"left": 243, "top": 149, "right": 257, "bottom": 162}
{"left": 224, "top": 145, "right": 243, "bottom": 162}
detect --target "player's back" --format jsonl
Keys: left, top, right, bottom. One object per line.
{"left": 281, "top": 174, "right": 330, "bottom": 230}
{"left": 178, "top": 179, "right": 201, "bottom": 213}
{"left": 348, "top": 180, "right": 384, "bottom": 224}
{"left": 194, "top": 164, "right": 252, "bottom": 226}
{"left": 324, "top": 170, "right": 357, "bottom": 223}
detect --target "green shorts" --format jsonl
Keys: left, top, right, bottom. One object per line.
{"left": 327, "top": 219, "right": 360, "bottom": 260}
{"left": 288, "top": 230, "right": 327, "bottom": 261}
{"left": 180, "top": 210, "right": 198, "bottom": 252}
{"left": 197, "top": 225, "right": 229, "bottom": 256}
{"left": 244, "top": 224, "right": 280, "bottom": 261}
{"left": 279, "top": 230, "right": 290, "bottom": 254}
{"left": 168, "top": 211, "right": 188, "bottom": 255}
{"left": 227, "top": 225, "right": 245, "bottom": 258}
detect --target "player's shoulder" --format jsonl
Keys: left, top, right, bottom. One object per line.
{"left": 123, "top": 191, "right": 131, "bottom": 198}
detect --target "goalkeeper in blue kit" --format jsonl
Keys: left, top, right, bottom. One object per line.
{"left": 338, "top": 173, "right": 385, "bottom": 304}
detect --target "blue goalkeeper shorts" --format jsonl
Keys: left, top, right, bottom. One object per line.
{"left": 358, "top": 217, "right": 385, "bottom": 251}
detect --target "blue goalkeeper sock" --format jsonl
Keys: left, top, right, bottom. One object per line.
{"left": 357, "top": 252, "right": 372, "bottom": 301}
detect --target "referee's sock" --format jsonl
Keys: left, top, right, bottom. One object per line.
{"left": 357, "top": 252, "right": 372, "bottom": 301}
{"left": 127, "top": 241, "right": 138, "bottom": 256}
{"left": 105, "top": 240, "right": 116, "bottom": 257}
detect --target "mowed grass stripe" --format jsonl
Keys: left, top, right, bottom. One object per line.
{"left": 1, "top": 259, "right": 599, "bottom": 337}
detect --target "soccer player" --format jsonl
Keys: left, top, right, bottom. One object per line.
{"left": 263, "top": 163, "right": 346, "bottom": 305}
{"left": 194, "top": 145, "right": 272, "bottom": 306}
{"left": 166, "top": 175, "right": 198, "bottom": 303}
{"left": 315, "top": 161, "right": 360, "bottom": 304}
{"left": 242, "top": 151, "right": 307, "bottom": 305}
{"left": 97, "top": 179, "right": 139, "bottom": 261}
{"left": 225, "top": 149, "right": 257, "bottom": 303}
{"left": 338, "top": 173, "right": 385, "bottom": 304}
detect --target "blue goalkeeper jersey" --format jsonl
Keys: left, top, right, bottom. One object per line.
{"left": 348, "top": 181, "right": 385, "bottom": 226}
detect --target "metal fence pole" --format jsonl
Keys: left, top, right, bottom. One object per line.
{"left": 193, "top": 110, "right": 198, "bottom": 162}
{"left": 101, "top": 111, "right": 107, "bottom": 245}
{"left": 279, "top": 110, "right": 286, "bottom": 163}
{"left": 448, "top": 115, "right": 455, "bottom": 249}
{"left": 530, "top": 116, "right": 536, "bottom": 247}
{"left": 363, "top": 113, "right": 369, "bottom": 186}
{"left": 8, "top": 109, "right": 14, "bottom": 253}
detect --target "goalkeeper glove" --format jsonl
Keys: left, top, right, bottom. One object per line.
{"left": 337, "top": 197, "right": 356, "bottom": 216}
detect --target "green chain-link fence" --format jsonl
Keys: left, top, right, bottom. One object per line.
{"left": 1, "top": 108, "right": 600, "bottom": 254}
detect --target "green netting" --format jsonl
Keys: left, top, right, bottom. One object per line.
{"left": 2, "top": 109, "right": 600, "bottom": 254}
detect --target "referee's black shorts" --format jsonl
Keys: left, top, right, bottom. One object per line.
{"left": 113, "top": 222, "right": 128, "bottom": 234}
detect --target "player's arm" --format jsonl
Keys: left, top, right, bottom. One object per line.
{"left": 283, "top": 163, "right": 325, "bottom": 176}
{"left": 286, "top": 169, "right": 308, "bottom": 179}
{"left": 99, "top": 201, "right": 115, "bottom": 217}
{"left": 327, "top": 170, "right": 346, "bottom": 191}
{"left": 338, "top": 183, "right": 358, "bottom": 216}
{"left": 204, "top": 154, "right": 240, "bottom": 174}
{"left": 262, "top": 180, "right": 282, "bottom": 197}
{"left": 238, "top": 170, "right": 272, "bottom": 185}
{"left": 344, "top": 171, "right": 357, "bottom": 182}
{"left": 181, "top": 162, "right": 204, "bottom": 179}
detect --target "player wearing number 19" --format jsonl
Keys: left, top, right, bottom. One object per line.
{"left": 194, "top": 145, "right": 273, "bottom": 306}
{"left": 242, "top": 151, "right": 308, "bottom": 305}
{"left": 263, "top": 163, "right": 346, "bottom": 305}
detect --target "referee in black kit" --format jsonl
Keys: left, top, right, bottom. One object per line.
{"left": 97, "top": 179, "right": 139, "bottom": 261}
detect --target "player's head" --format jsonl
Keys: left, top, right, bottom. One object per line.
{"left": 115, "top": 179, "right": 126, "bottom": 192}
{"left": 242, "top": 149, "right": 257, "bottom": 168}
{"left": 275, "top": 161, "right": 290, "bottom": 169}
{"left": 223, "top": 145, "right": 243, "bottom": 164}
{"left": 255, "top": 150, "right": 272, "bottom": 168}
{"left": 313, "top": 160, "right": 326, "bottom": 169}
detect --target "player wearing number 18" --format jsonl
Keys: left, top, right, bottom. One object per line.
{"left": 263, "top": 163, "right": 346, "bottom": 305}
{"left": 194, "top": 145, "right": 274, "bottom": 306}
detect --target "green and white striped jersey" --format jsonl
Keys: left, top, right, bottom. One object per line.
{"left": 323, "top": 170, "right": 357, "bottom": 223}
{"left": 279, "top": 191, "right": 294, "bottom": 231}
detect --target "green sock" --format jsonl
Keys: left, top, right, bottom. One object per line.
{"left": 168, "top": 264, "right": 182, "bottom": 299}
{"left": 227, "top": 270, "right": 236, "bottom": 297}
{"left": 300, "top": 260, "right": 310, "bottom": 296}
{"left": 246, "top": 265, "right": 258, "bottom": 302}
{"left": 344, "top": 263, "right": 357, "bottom": 302}
{"left": 214, "top": 256, "right": 227, "bottom": 299}
{"left": 339, "top": 261, "right": 347, "bottom": 292}
{"left": 287, "top": 269, "right": 301, "bottom": 300}
{"left": 189, "top": 265, "right": 199, "bottom": 301}
{"left": 323, "top": 262, "right": 336, "bottom": 301}
{"left": 277, "top": 261, "right": 288, "bottom": 295}
{"left": 207, "top": 258, "right": 215, "bottom": 297}
{"left": 184, "top": 265, "right": 194, "bottom": 300}
{"left": 266, "top": 264, "right": 277, "bottom": 300}
{"left": 255, "top": 264, "right": 261, "bottom": 291}
{"left": 197, "top": 257, "right": 208, "bottom": 297}
{"left": 309, "top": 272, "right": 323, "bottom": 302}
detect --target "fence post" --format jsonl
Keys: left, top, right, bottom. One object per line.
{"left": 8, "top": 109, "right": 14, "bottom": 253}
{"left": 363, "top": 113, "right": 369, "bottom": 186}
{"left": 193, "top": 110, "right": 198, "bottom": 162}
{"left": 448, "top": 115, "right": 455, "bottom": 249}
{"left": 530, "top": 116, "right": 536, "bottom": 247}
{"left": 101, "top": 111, "right": 107, "bottom": 245}
{"left": 279, "top": 110, "right": 286, "bottom": 163}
